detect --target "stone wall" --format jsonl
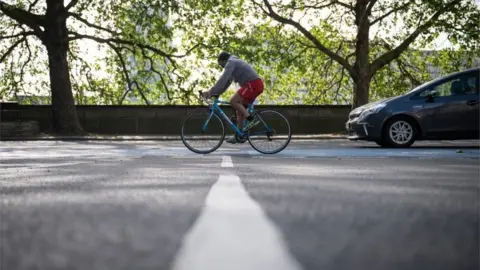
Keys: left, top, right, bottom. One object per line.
{"left": 1, "top": 103, "right": 351, "bottom": 135}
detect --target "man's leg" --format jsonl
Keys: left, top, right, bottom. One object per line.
{"left": 226, "top": 81, "right": 263, "bottom": 144}
{"left": 231, "top": 92, "right": 258, "bottom": 127}
{"left": 226, "top": 93, "right": 249, "bottom": 144}
{"left": 236, "top": 110, "right": 245, "bottom": 130}
{"left": 230, "top": 92, "right": 250, "bottom": 120}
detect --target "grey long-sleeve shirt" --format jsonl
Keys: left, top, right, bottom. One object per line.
{"left": 209, "top": 55, "right": 261, "bottom": 96}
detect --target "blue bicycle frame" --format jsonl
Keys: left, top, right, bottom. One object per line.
{"left": 202, "top": 97, "right": 271, "bottom": 137}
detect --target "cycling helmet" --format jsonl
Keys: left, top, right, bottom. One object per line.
{"left": 217, "top": 51, "right": 231, "bottom": 67}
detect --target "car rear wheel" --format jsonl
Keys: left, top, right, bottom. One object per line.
{"left": 382, "top": 117, "right": 417, "bottom": 148}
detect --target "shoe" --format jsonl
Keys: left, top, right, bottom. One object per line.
{"left": 226, "top": 135, "right": 247, "bottom": 144}
{"left": 237, "top": 136, "right": 247, "bottom": 143}
{"left": 226, "top": 136, "right": 238, "bottom": 144}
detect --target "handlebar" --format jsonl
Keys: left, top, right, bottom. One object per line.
{"left": 198, "top": 91, "right": 219, "bottom": 105}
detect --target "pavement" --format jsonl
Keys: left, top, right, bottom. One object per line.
{"left": 1, "top": 139, "right": 479, "bottom": 270}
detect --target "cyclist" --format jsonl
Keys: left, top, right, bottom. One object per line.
{"left": 202, "top": 51, "right": 264, "bottom": 144}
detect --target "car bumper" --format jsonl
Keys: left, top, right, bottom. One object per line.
{"left": 346, "top": 117, "right": 382, "bottom": 141}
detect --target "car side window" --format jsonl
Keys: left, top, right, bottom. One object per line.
{"left": 419, "top": 71, "right": 478, "bottom": 97}
{"left": 465, "top": 75, "right": 478, "bottom": 94}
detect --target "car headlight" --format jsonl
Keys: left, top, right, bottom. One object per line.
{"left": 358, "top": 103, "right": 386, "bottom": 121}
{"left": 350, "top": 107, "right": 363, "bottom": 116}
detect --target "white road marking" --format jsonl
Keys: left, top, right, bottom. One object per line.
{"left": 171, "top": 174, "right": 302, "bottom": 270}
{"left": 221, "top": 155, "right": 234, "bottom": 167}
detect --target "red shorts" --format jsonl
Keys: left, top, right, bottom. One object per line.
{"left": 238, "top": 79, "right": 264, "bottom": 104}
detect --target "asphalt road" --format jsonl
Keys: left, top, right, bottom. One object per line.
{"left": 1, "top": 139, "right": 479, "bottom": 270}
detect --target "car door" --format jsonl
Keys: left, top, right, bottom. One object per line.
{"left": 415, "top": 71, "right": 479, "bottom": 139}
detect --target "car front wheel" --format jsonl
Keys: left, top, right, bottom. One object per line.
{"left": 382, "top": 117, "right": 417, "bottom": 148}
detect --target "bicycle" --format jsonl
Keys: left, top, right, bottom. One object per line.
{"left": 180, "top": 91, "right": 292, "bottom": 154}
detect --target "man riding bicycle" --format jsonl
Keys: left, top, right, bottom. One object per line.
{"left": 202, "top": 51, "right": 264, "bottom": 144}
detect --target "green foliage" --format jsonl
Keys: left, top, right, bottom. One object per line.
{"left": 0, "top": 0, "right": 478, "bottom": 106}
{"left": 0, "top": 0, "right": 188, "bottom": 105}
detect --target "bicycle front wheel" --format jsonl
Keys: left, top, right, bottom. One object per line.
{"left": 247, "top": 110, "right": 291, "bottom": 154}
{"left": 181, "top": 108, "right": 225, "bottom": 154}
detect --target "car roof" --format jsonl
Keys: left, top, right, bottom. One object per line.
{"left": 428, "top": 67, "right": 479, "bottom": 84}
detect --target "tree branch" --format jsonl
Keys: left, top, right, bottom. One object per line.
{"left": 0, "top": 36, "right": 27, "bottom": 63}
{"left": 107, "top": 43, "right": 137, "bottom": 104}
{"left": 171, "top": 43, "right": 204, "bottom": 57}
{"left": 182, "top": 79, "right": 199, "bottom": 105}
{"left": 438, "top": 21, "right": 479, "bottom": 36}
{"left": 66, "top": 0, "right": 79, "bottom": 10}
{"left": 0, "top": 29, "right": 32, "bottom": 103}
{"left": 370, "top": 0, "right": 461, "bottom": 75}
{"left": 286, "top": 46, "right": 311, "bottom": 63}
{"left": 69, "top": 32, "right": 175, "bottom": 61}
{"left": 311, "top": 66, "right": 344, "bottom": 104}
{"left": 296, "top": 38, "right": 319, "bottom": 49}
{"left": 140, "top": 50, "right": 172, "bottom": 101}
{"left": 68, "top": 12, "right": 122, "bottom": 36}
{"left": 68, "top": 46, "right": 97, "bottom": 102}
{"left": 119, "top": 89, "right": 130, "bottom": 104}
{"left": 0, "top": 30, "right": 35, "bottom": 40}
{"left": 157, "top": 72, "right": 171, "bottom": 101}
{"left": 366, "top": 0, "right": 379, "bottom": 14}
{"left": 257, "top": 0, "right": 353, "bottom": 75}
{"left": 9, "top": 59, "right": 20, "bottom": 101}
{"left": 357, "top": 0, "right": 379, "bottom": 25}
{"left": 0, "top": 0, "right": 45, "bottom": 37}
{"left": 301, "top": 0, "right": 344, "bottom": 11}
{"left": 396, "top": 58, "right": 421, "bottom": 86}
{"left": 350, "top": 0, "right": 373, "bottom": 26}
{"left": 19, "top": 36, "right": 32, "bottom": 84}
{"left": 333, "top": 67, "right": 346, "bottom": 103}
{"left": 69, "top": 32, "right": 203, "bottom": 71}
{"left": 108, "top": 43, "right": 151, "bottom": 105}
{"left": 132, "top": 80, "right": 150, "bottom": 105}
{"left": 332, "top": 0, "right": 354, "bottom": 10}
{"left": 370, "top": 1, "right": 411, "bottom": 26}
{"left": 69, "top": 32, "right": 203, "bottom": 68}
{"left": 68, "top": 0, "right": 92, "bottom": 14}
{"left": 28, "top": 0, "right": 40, "bottom": 12}
{"left": 379, "top": 39, "right": 422, "bottom": 86}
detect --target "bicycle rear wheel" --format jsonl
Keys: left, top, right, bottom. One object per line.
{"left": 181, "top": 108, "right": 225, "bottom": 154}
{"left": 247, "top": 110, "right": 291, "bottom": 154}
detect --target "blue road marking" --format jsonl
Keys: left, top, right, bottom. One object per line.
{"left": 272, "top": 148, "right": 480, "bottom": 158}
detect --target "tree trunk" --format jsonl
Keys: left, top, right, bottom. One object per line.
{"left": 353, "top": 76, "right": 371, "bottom": 108}
{"left": 352, "top": 0, "right": 371, "bottom": 108}
{"left": 44, "top": 0, "right": 84, "bottom": 134}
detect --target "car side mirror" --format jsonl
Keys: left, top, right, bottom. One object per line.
{"left": 425, "top": 90, "right": 439, "bottom": 101}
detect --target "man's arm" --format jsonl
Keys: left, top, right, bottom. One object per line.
{"left": 209, "top": 60, "right": 235, "bottom": 96}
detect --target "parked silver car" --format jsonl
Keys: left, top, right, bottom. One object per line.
{"left": 346, "top": 67, "right": 479, "bottom": 147}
